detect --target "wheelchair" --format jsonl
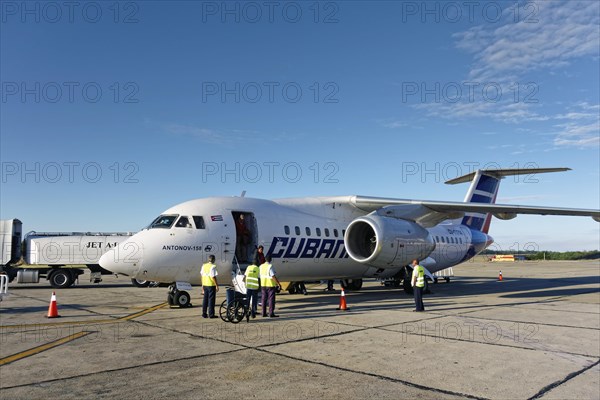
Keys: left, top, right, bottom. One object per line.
{"left": 219, "top": 288, "right": 249, "bottom": 323}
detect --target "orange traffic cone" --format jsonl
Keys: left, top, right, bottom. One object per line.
{"left": 46, "top": 291, "right": 60, "bottom": 318}
{"left": 498, "top": 271, "right": 503, "bottom": 281}
{"left": 337, "top": 289, "right": 348, "bottom": 311}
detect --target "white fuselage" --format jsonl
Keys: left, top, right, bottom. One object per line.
{"left": 99, "top": 196, "right": 491, "bottom": 284}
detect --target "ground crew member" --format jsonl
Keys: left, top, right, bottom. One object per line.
{"left": 411, "top": 259, "right": 425, "bottom": 312}
{"left": 244, "top": 257, "right": 260, "bottom": 318}
{"left": 201, "top": 255, "right": 219, "bottom": 318}
{"left": 260, "top": 255, "right": 281, "bottom": 318}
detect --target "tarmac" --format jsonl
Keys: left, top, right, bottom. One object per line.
{"left": 1, "top": 259, "right": 599, "bottom": 399}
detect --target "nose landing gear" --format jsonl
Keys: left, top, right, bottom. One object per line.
{"left": 167, "top": 284, "right": 192, "bottom": 308}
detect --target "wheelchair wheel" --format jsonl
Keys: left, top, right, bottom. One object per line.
{"left": 219, "top": 300, "right": 230, "bottom": 322}
{"left": 228, "top": 300, "right": 246, "bottom": 324}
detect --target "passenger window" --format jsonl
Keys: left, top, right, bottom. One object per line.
{"left": 306, "top": 227, "right": 311, "bottom": 236}
{"left": 333, "top": 229, "right": 339, "bottom": 237}
{"left": 193, "top": 216, "right": 205, "bottom": 229}
{"left": 435, "top": 236, "right": 439, "bottom": 242}
{"left": 284, "top": 226, "right": 290, "bottom": 235}
{"left": 459, "top": 238, "right": 463, "bottom": 244}
{"left": 342, "top": 229, "right": 345, "bottom": 236}
{"left": 175, "top": 216, "right": 190, "bottom": 228}
{"left": 316, "top": 228, "right": 321, "bottom": 237}
{"left": 441, "top": 237, "right": 445, "bottom": 243}
{"left": 324, "top": 228, "right": 330, "bottom": 237}
{"left": 295, "top": 226, "right": 300, "bottom": 235}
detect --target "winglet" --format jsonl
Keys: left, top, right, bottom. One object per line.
{"left": 445, "top": 168, "right": 571, "bottom": 185}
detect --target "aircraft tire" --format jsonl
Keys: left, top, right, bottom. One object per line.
{"left": 131, "top": 278, "right": 151, "bottom": 288}
{"left": 174, "top": 291, "right": 191, "bottom": 307}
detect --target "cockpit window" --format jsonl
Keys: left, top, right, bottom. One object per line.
{"left": 149, "top": 215, "right": 178, "bottom": 229}
{"left": 175, "top": 216, "right": 190, "bottom": 228}
{"left": 193, "top": 216, "right": 205, "bottom": 229}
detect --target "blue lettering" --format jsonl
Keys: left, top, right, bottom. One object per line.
{"left": 316, "top": 239, "right": 336, "bottom": 258}
{"left": 300, "top": 238, "right": 320, "bottom": 258}
{"left": 284, "top": 238, "right": 305, "bottom": 258}
{"left": 331, "top": 240, "right": 345, "bottom": 258}
{"left": 267, "top": 237, "right": 348, "bottom": 259}
{"left": 268, "top": 236, "right": 288, "bottom": 258}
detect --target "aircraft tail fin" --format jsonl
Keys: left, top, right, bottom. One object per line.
{"left": 445, "top": 168, "right": 570, "bottom": 233}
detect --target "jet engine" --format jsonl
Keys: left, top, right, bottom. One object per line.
{"left": 344, "top": 215, "right": 435, "bottom": 268}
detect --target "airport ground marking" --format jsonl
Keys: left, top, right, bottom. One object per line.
{"left": 0, "top": 302, "right": 168, "bottom": 332}
{"left": 0, "top": 302, "right": 168, "bottom": 367}
{"left": 0, "top": 331, "right": 91, "bottom": 366}
{"left": 118, "top": 302, "right": 168, "bottom": 321}
{"left": 0, "top": 318, "right": 116, "bottom": 331}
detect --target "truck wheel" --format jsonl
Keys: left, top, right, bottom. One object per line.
{"left": 49, "top": 269, "right": 74, "bottom": 289}
{"left": 131, "top": 278, "right": 151, "bottom": 288}
{"left": 173, "top": 291, "right": 191, "bottom": 308}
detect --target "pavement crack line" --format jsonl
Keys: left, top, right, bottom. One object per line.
{"left": 0, "top": 348, "right": 248, "bottom": 390}
{"left": 527, "top": 358, "right": 600, "bottom": 400}
{"left": 254, "top": 347, "right": 489, "bottom": 400}
{"left": 129, "top": 317, "right": 491, "bottom": 399}
{"left": 452, "top": 314, "right": 600, "bottom": 331}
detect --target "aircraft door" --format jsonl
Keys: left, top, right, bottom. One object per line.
{"left": 231, "top": 211, "right": 258, "bottom": 265}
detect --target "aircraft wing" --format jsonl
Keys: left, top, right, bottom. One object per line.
{"left": 349, "top": 195, "right": 600, "bottom": 228}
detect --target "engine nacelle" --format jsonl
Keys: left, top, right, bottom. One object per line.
{"left": 493, "top": 212, "right": 517, "bottom": 220}
{"left": 344, "top": 215, "right": 435, "bottom": 268}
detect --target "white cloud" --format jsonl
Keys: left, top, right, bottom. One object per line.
{"left": 551, "top": 103, "right": 600, "bottom": 148}
{"left": 380, "top": 120, "right": 408, "bottom": 129}
{"left": 454, "top": 1, "right": 600, "bottom": 82}
{"left": 406, "top": 1, "right": 600, "bottom": 149}
{"left": 164, "top": 124, "right": 262, "bottom": 145}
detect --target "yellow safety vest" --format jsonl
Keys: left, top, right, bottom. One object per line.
{"left": 201, "top": 263, "right": 216, "bottom": 287}
{"left": 260, "top": 263, "right": 276, "bottom": 287}
{"left": 414, "top": 265, "right": 425, "bottom": 288}
{"left": 245, "top": 265, "right": 260, "bottom": 290}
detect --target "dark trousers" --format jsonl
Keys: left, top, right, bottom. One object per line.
{"left": 261, "top": 287, "right": 276, "bottom": 316}
{"left": 246, "top": 288, "right": 258, "bottom": 317}
{"left": 413, "top": 286, "right": 425, "bottom": 311}
{"left": 202, "top": 286, "right": 216, "bottom": 317}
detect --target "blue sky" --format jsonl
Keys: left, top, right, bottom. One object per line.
{"left": 1, "top": 0, "right": 599, "bottom": 251}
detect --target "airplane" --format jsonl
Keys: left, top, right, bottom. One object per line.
{"left": 99, "top": 167, "right": 600, "bottom": 307}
